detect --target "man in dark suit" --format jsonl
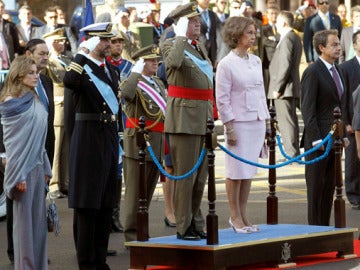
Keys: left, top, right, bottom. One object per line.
{"left": 268, "top": 11, "right": 301, "bottom": 158}
{"left": 63, "top": 23, "right": 120, "bottom": 269}
{"left": 214, "top": 0, "right": 229, "bottom": 23}
{"left": 340, "top": 30, "right": 360, "bottom": 210}
{"left": 16, "top": 5, "right": 39, "bottom": 54}
{"left": 349, "top": 86, "right": 360, "bottom": 237}
{"left": 197, "top": 0, "right": 219, "bottom": 68}
{"left": 339, "top": 5, "right": 360, "bottom": 63}
{"left": 263, "top": 4, "right": 280, "bottom": 104}
{"left": 32, "top": 6, "right": 78, "bottom": 56}
{"left": 303, "top": 0, "right": 342, "bottom": 64}
{"left": 301, "top": 29, "right": 346, "bottom": 226}
{"left": 0, "top": 0, "right": 22, "bottom": 68}
{"left": 6, "top": 38, "right": 55, "bottom": 263}
{"left": 25, "top": 39, "right": 55, "bottom": 165}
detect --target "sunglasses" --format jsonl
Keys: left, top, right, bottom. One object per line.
{"left": 318, "top": 1, "right": 329, "bottom": 5}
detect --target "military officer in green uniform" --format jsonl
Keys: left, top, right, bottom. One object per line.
{"left": 121, "top": 44, "right": 166, "bottom": 242}
{"left": 43, "top": 28, "right": 72, "bottom": 199}
{"left": 161, "top": 2, "right": 214, "bottom": 241}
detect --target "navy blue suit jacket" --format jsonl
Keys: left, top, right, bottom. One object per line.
{"left": 303, "top": 13, "right": 342, "bottom": 63}
{"left": 340, "top": 57, "right": 360, "bottom": 126}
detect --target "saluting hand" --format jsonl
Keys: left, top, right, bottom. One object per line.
{"left": 173, "top": 17, "right": 189, "bottom": 37}
{"left": 132, "top": 58, "right": 145, "bottom": 74}
{"left": 78, "top": 36, "right": 101, "bottom": 55}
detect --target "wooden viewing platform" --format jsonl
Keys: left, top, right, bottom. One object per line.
{"left": 126, "top": 224, "right": 357, "bottom": 269}
{"left": 126, "top": 108, "right": 358, "bottom": 270}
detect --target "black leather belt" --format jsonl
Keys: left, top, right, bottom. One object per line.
{"left": 75, "top": 113, "right": 118, "bottom": 123}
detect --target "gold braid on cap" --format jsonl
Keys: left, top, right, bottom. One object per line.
{"left": 151, "top": 46, "right": 160, "bottom": 55}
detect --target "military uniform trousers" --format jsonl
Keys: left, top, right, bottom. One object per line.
{"left": 169, "top": 134, "right": 208, "bottom": 235}
{"left": 49, "top": 94, "right": 69, "bottom": 193}
{"left": 123, "top": 156, "right": 160, "bottom": 242}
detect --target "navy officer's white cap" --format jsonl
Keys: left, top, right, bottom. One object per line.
{"left": 80, "top": 22, "right": 115, "bottom": 38}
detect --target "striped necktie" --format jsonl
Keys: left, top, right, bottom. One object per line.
{"left": 330, "top": 66, "right": 343, "bottom": 99}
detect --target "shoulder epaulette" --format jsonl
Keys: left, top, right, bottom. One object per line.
{"left": 66, "top": 62, "right": 83, "bottom": 74}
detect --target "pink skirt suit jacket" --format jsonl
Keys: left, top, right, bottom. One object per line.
{"left": 216, "top": 51, "right": 270, "bottom": 179}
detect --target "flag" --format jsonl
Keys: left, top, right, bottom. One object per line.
{"left": 80, "top": 0, "right": 95, "bottom": 41}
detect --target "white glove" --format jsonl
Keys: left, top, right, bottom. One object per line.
{"left": 239, "top": 2, "right": 247, "bottom": 15}
{"left": 79, "top": 36, "right": 100, "bottom": 53}
{"left": 231, "top": 2, "right": 246, "bottom": 17}
{"left": 132, "top": 58, "right": 145, "bottom": 74}
{"left": 173, "top": 17, "right": 189, "bottom": 37}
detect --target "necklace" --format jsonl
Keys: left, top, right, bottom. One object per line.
{"left": 232, "top": 49, "right": 249, "bottom": 60}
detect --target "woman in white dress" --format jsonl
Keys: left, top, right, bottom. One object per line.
{"left": 216, "top": 16, "right": 270, "bottom": 233}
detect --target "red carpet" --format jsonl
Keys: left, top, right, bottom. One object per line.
{"left": 148, "top": 240, "right": 359, "bottom": 270}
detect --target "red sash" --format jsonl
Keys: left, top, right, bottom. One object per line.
{"left": 168, "top": 85, "right": 213, "bottom": 100}
{"left": 126, "top": 118, "right": 164, "bottom": 132}
{"left": 167, "top": 85, "right": 218, "bottom": 120}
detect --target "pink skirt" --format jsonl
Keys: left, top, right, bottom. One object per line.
{"left": 224, "top": 120, "right": 265, "bottom": 180}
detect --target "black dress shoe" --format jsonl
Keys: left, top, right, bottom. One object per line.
{"left": 111, "top": 220, "right": 124, "bottom": 233}
{"left": 106, "top": 249, "right": 117, "bottom": 256}
{"left": 194, "top": 230, "right": 207, "bottom": 239}
{"left": 164, "top": 217, "right": 176, "bottom": 227}
{"left": 59, "top": 189, "right": 68, "bottom": 196}
{"left": 7, "top": 252, "right": 14, "bottom": 264}
{"left": 176, "top": 232, "right": 201, "bottom": 241}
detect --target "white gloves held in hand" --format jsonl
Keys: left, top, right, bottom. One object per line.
{"left": 78, "top": 36, "right": 100, "bottom": 54}
{"left": 132, "top": 58, "right": 145, "bottom": 74}
{"left": 173, "top": 17, "right": 189, "bottom": 37}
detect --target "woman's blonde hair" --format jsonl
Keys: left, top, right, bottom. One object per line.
{"left": 0, "top": 55, "right": 37, "bottom": 102}
{"left": 222, "top": 16, "right": 256, "bottom": 49}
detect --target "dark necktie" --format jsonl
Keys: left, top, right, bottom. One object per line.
{"left": 100, "top": 63, "right": 112, "bottom": 81}
{"left": 191, "top": 40, "right": 200, "bottom": 52}
{"left": 330, "top": 66, "right": 343, "bottom": 99}
{"left": 36, "top": 79, "right": 48, "bottom": 112}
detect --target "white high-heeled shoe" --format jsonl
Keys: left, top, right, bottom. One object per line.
{"left": 245, "top": 225, "right": 260, "bottom": 232}
{"left": 229, "top": 218, "right": 251, "bottom": 234}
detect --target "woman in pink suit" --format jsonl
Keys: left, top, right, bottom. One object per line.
{"left": 216, "top": 16, "right": 270, "bottom": 234}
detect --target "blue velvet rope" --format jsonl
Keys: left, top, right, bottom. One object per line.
{"left": 218, "top": 132, "right": 333, "bottom": 169}
{"left": 276, "top": 134, "right": 333, "bottom": 165}
{"left": 147, "top": 143, "right": 207, "bottom": 181}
